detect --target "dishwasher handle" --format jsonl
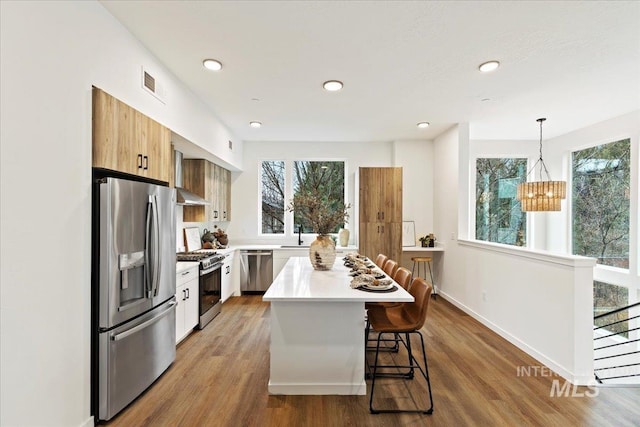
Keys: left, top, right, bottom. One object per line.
{"left": 240, "top": 251, "right": 273, "bottom": 256}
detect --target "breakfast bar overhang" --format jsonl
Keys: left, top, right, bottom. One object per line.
{"left": 263, "top": 257, "right": 413, "bottom": 395}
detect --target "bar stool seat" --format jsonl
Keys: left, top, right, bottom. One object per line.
{"left": 365, "top": 267, "right": 412, "bottom": 352}
{"left": 411, "top": 256, "right": 436, "bottom": 297}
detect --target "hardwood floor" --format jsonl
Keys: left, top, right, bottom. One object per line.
{"left": 106, "top": 296, "right": 640, "bottom": 427}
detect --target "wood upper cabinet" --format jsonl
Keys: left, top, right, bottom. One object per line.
{"left": 182, "top": 159, "right": 211, "bottom": 222}
{"left": 92, "top": 87, "right": 171, "bottom": 183}
{"left": 216, "top": 165, "right": 231, "bottom": 221}
{"left": 182, "top": 159, "right": 232, "bottom": 222}
{"left": 358, "top": 167, "right": 402, "bottom": 261}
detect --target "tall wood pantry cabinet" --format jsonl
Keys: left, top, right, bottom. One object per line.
{"left": 92, "top": 87, "right": 172, "bottom": 183}
{"left": 358, "top": 167, "right": 403, "bottom": 262}
{"left": 182, "top": 159, "right": 232, "bottom": 222}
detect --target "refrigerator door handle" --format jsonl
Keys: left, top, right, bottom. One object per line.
{"left": 111, "top": 299, "right": 177, "bottom": 341}
{"left": 145, "top": 196, "right": 153, "bottom": 298}
{"left": 151, "top": 194, "right": 161, "bottom": 297}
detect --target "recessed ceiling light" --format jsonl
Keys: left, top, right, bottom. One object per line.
{"left": 250, "top": 121, "right": 262, "bottom": 128}
{"left": 417, "top": 122, "right": 430, "bottom": 129}
{"left": 203, "top": 59, "right": 223, "bottom": 71}
{"left": 478, "top": 60, "right": 500, "bottom": 73}
{"left": 323, "top": 80, "right": 343, "bottom": 91}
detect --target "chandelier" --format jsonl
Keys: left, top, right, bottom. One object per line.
{"left": 516, "top": 118, "right": 567, "bottom": 211}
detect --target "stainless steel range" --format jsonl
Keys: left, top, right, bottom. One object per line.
{"left": 176, "top": 250, "right": 226, "bottom": 329}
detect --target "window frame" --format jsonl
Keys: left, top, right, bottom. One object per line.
{"left": 567, "top": 134, "right": 639, "bottom": 325}
{"left": 258, "top": 158, "right": 348, "bottom": 240}
{"left": 471, "top": 155, "right": 531, "bottom": 247}
{"left": 258, "top": 159, "right": 286, "bottom": 236}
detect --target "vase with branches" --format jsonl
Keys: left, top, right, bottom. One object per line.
{"left": 287, "top": 191, "right": 350, "bottom": 270}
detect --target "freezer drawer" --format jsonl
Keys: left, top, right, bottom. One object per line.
{"left": 98, "top": 298, "right": 176, "bottom": 421}
{"left": 240, "top": 250, "right": 273, "bottom": 292}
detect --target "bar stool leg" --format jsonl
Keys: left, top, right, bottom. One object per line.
{"left": 427, "top": 260, "right": 436, "bottom": 299}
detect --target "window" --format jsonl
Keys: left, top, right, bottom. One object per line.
{"left": 292, "top": 161, "right": 345, "bottom": 233}
{"left": 594, "top": 281, "right": 629, "bottom": 338}
{"left": 572, "top": 139, "right": 630, "bottom": 268}
{"left": 260, "top": 160, "right": 346, "bottom": 235}
{"left": 475, "top": 158, "right": 527, "bottom": 246}
{"left": 261, "top": 160, "right": 285, "bottom": 234}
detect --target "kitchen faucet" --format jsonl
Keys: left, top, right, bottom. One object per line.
{"left": 298, "top": 225, "right": 304, "bottom": 246}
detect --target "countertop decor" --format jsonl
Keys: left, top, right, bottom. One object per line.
{"left": 287, "top": 191, "right": 350, "bottom": 270}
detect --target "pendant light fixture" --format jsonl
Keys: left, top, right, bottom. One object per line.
{"left": 516, "top": 118, "right": 567, "bottom": 211}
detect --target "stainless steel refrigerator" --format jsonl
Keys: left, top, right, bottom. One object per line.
{"left": 93, "top": 176, "right": 177, "bottom": 421}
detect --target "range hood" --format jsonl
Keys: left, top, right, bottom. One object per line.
{"left": 175, "top": 150, "right": 210, "bottom": 206}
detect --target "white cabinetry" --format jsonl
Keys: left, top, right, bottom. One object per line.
{"left": 176, "top": 264, "right": 199, "bottom": 344}
{"left": 273, "top": 250, "right": 299, "bottom": 279}
{"left": 221, "top": 253, "right": 236, "bottom": 303}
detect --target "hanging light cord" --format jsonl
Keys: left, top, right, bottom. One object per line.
{"left": 524, "top": 118, "right": 553, "bottom": 181}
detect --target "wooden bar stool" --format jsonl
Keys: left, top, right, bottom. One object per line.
{"left": 411, "top": 256, "right": 436, "bottom": 298}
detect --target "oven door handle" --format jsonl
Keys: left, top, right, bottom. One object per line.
{"left": 200, "top": 262, "right": 223, "bottom": 276}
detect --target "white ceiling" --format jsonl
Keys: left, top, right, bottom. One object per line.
{"left": 100, "top": 1, "right": 639, "bottom": 142}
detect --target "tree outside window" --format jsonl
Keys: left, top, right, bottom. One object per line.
{"left": 475, "top": 158, "right": 527, "bottom": 246}
{"left": 572, "top": 139, "right": 630, "bottom": 268}
{"left": 260, "top": 160, "right": 346, "bottom": 235}
{"left": 293, "top": 161, "right": 345, "bottom": 233}
{"left": 594, "top": 281, "right": 629, "bottom": 338}
{"left": 261, "top": 160, "right": 285, "bottom": 234}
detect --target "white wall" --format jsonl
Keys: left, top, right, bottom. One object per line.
{"left": 392, "top": 140, "right": 434, "bottom": 243}
{"left": 0, "top": 2, "right": 240, "bottom": 426}
{"left": 434, "top": 124, "right": 597, "bottom": 384}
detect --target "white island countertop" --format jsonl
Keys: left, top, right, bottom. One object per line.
{"left": 264, "top": 257, "right": 413, "bottom": 303}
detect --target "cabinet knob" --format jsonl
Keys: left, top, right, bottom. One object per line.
{"left": 137, "top": 154, "right": 143, "bottom": 169}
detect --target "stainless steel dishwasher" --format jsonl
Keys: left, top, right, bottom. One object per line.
{"left": 240, "top": 250, "right": 273, "bottom": 293}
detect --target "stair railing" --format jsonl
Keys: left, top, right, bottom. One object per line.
{"left": 593, "top": 301, "right": 640, "bottom": 383}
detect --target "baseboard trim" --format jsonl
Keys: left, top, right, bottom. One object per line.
{"left": 80, "top": 416, "right": 95, "bottom": 427}
{"left": 268, "top": 380, "right": 367, "bottom": 395}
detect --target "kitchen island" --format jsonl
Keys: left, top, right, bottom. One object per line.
{"left": 263, "top": 257, "right": 413, "bottom": 395}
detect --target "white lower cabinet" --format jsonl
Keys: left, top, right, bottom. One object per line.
{"left": 176, "top": 265, "right": 199, "bottom": 344}
{"left": 221, "top": 253, "right": 236, "bottom": 302}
